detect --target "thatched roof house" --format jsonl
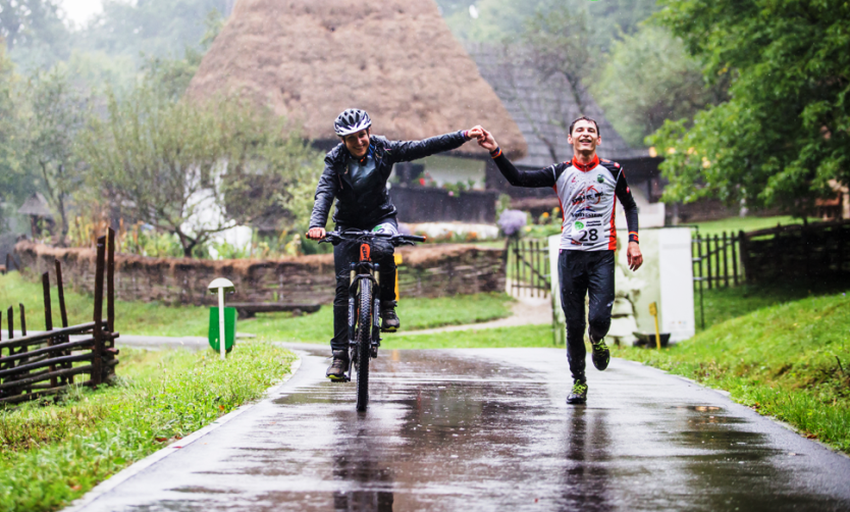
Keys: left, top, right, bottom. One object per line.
{"left": 187, "top": 0, "right": 526, "bottom": 159}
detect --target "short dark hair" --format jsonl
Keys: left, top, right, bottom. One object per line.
{"left": 569, "top": 116, "right": 600, "bottom": 138}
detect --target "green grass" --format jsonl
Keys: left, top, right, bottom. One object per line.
{"left": 0, "top": 273, "right": 513, "bottom": 339}
{"left": 695, "top": 279, "right": 850, "bottom": 331}
{"left": 382, "top": 323, "right": 558, "bottom": 350}
{"left": 0, "top": 272, "right": 211, "bottom": 337}
{"left": 617, "top": 290, "right": 850, "bottom": 454}
{"left": 240, "top": 293, "right": 514, "bottom": 342}
{"left": 0, "top": 342, "right": 295, "bottom": 512}
{"left": 689, "top": 215, "right": 821, "bottom": 236}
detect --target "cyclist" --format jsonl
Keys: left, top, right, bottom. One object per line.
{"left": 306, "top": 108, "right": 485, "bottom": 381}
{"left": 477, "top": 117, "right": 643, "bottom": 404}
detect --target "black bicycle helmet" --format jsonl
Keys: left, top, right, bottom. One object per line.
{"left": 334, "top": 108, "right": 372, "bottom": 137}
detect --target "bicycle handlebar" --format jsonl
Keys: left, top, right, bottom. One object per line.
{"left": 319, "top": 230, "right": 426, "bottom": 246}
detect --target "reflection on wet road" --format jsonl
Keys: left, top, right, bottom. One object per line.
{"left": 74, "top": 347, "right": 850, "bottom": 512}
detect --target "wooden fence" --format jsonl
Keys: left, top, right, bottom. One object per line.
{"left": 692, "top": 231, "right": 744, "bottom": 289}
{"left": 0, "top": 230, "right": 119, "bottom": 405}
{"left": 740, "top": 220, "right": 850, "bottom": 284}
{"left": 507, "top": 238, "right": 551, "bottom": 298}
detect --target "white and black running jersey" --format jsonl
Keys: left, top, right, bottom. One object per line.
{"left": 491, "top": 151, "right": 639, "bottom": 251}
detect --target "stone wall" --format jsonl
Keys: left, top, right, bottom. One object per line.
{"left": 14, "top": 241, "right": 506, "bottom": 306}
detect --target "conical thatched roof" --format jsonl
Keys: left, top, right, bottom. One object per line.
{"left": 187, "top": 0, "right": 526, "bottom": 158}
{"left": 18, "top": 192, "right": 52, "bottom": 217}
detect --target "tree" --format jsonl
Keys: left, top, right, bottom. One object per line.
{"left": 442, "top": 0, "right": 659, "bottom": 49}
{"left": 81, "top": 0, "right": 228, "bottom": 62}
{"left": 649, "top": 0, "right": 850, "bottom": 217}
{"left": 78, "top": 83, "right": 323, "bottom": 258}
{"left": 17, "top": 67, "right": 91, "bottom": 242}
{"left": 593, "top": 24, "right": 728, "bottom": 147}
{"left": 0, "top": 0, "right": 70, "bottom": 70}
{"left": 0, "top": 39, "right": 27, "bottom": 232}
{"left": 480, "top": 6, "right": 596, "bottom": 163}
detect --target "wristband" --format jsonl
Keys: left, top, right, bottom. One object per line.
{"left": 628, "top": 232, "right": 639, "bottom": 244}
{"left": 490, "top": 147, "right": 502, "bottom": 158}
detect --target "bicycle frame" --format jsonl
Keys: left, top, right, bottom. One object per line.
{"left": 346, "top": 240, "right": 382, "bottom": 381}
{"left": 319, "top": 229, "right": 425, "bottom": 410}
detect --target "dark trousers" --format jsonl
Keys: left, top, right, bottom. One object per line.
{"left": 558, "top": 249, "right": 615, "bottom": 382}
{"left": 330, "top": 220, "right": 398, "bottom": 351}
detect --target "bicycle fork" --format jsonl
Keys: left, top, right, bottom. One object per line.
{"left": 347, "top": 245, "right": 382, "bottom": 365}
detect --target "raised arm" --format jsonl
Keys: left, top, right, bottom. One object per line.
{"left": 478, "top": 128, "right": 556, "bottom": 188}
{"left": 385, "top": 126, "right": 484, "bottom": 163}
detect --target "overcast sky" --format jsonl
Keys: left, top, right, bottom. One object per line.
{"left": 58, "top": 0, "right": 104, "bottom": 26}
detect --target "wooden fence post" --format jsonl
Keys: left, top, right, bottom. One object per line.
{"left": 55, "top": 260, "right": 73, "bottom": 383}
{"left": 92, "top": 236, "right": 106, "bottom": 386}
{"left": 706, "top": 236, "right": 713, "bottom": 290}
{"left": 738, "top": 230, "right": 749, "bottom": 283}
{"left": 731, "top": 232, "right": 739, "bottom": 285}
{"left": 19, "top": 304, "right": 26, "bottom": 336}
{"left": 43, "top": 272, "right": 58, "bottom": 387}
{"left": 107, "top": 228, "right": 115, "bottom": 334}
{"left": 722, "top": 232, "right": 730, "bottom": 287}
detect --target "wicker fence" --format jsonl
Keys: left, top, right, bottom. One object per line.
{"left": 1, "top": 230, "right": 119, "bottom": 405}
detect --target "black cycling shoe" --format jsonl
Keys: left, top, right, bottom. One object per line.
{"left": 567, "top": 380, "right": 588, "bottom": 404}
{"left": 326, "top": 350, "right": 350, "bottom": 381}
{"left": 381, "top": 301, "right": 400, "bottom": 332}
{"left": 591, "top": 337, "right": 611, "bottom": 371}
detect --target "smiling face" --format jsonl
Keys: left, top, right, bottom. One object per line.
{"left": 342, "top": 128, "right": 371, "bottom": 159}
{"left": 568, "top": 119, "right": 601, "bottom": 158}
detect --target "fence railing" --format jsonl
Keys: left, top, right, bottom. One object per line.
{"left": 692, "top": 231, "right": 744, "bottom": 289}
{"left": 0, "top": 229, "right": 119, "bottom": 405}
{"left": 506, "top": 238, "right": 551, "bottom": 298}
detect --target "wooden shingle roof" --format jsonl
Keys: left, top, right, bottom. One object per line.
{"left": 468, "top": 43, "right": 649, "bottom": 168}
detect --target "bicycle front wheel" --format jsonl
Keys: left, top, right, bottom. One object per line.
{"left": 355, "top": 279, "right": 372, "bottom": 411}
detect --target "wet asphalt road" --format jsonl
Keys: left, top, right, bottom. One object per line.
{"left": 68, "top": 345, "right": 850, "bottom": 512}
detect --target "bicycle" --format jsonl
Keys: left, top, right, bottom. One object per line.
{"left": 320, "top": 229, "right": 425, "bottom": 411}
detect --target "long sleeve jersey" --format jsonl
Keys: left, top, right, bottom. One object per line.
{"left": 310, "top": 131, "right": 470, "bottom": 230}
{"left": 492, "top": 151, "right": 639, "bottom": 251}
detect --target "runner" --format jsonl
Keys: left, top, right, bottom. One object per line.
{"left": 306, "top": 108, "right": 484, "bottom": 380}
{"left": 477, "top": 117, "right": 643, "bottom": 404}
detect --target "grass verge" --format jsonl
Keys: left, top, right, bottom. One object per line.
{"left": 690, "top": 215, "right": 821, "bottom": 236}
{"left": 382, "top": 323, "right": 557, "bottom": 350}
{"left": 0, "top": 342, "right": 295, "bottom": 512}
{"left": 616, "top": 290, "right": 850, "bottom": 454}
{"left": 695, "top": 279, "right": 850, "bottom": 331}
{"left": 0, "top": 273, "right": 512, "bottom": 339}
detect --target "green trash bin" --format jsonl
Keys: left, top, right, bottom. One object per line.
{"left": 208, "top": 307, "right": 236, "bottom": 353}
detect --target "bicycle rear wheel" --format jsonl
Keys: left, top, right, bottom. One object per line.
{"left": 355, "top": 279, "right": 372, "bottom": 411}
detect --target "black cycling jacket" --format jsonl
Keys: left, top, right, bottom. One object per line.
{"left": 309, "top": 131, "right": 470, "bottom": 230}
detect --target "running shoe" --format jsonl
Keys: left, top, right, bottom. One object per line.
{"left": 591, "top": 338, "right": 610, "bottom": 371}
{"left": 567, "top": 380, "right": 588, "bottom": 404}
